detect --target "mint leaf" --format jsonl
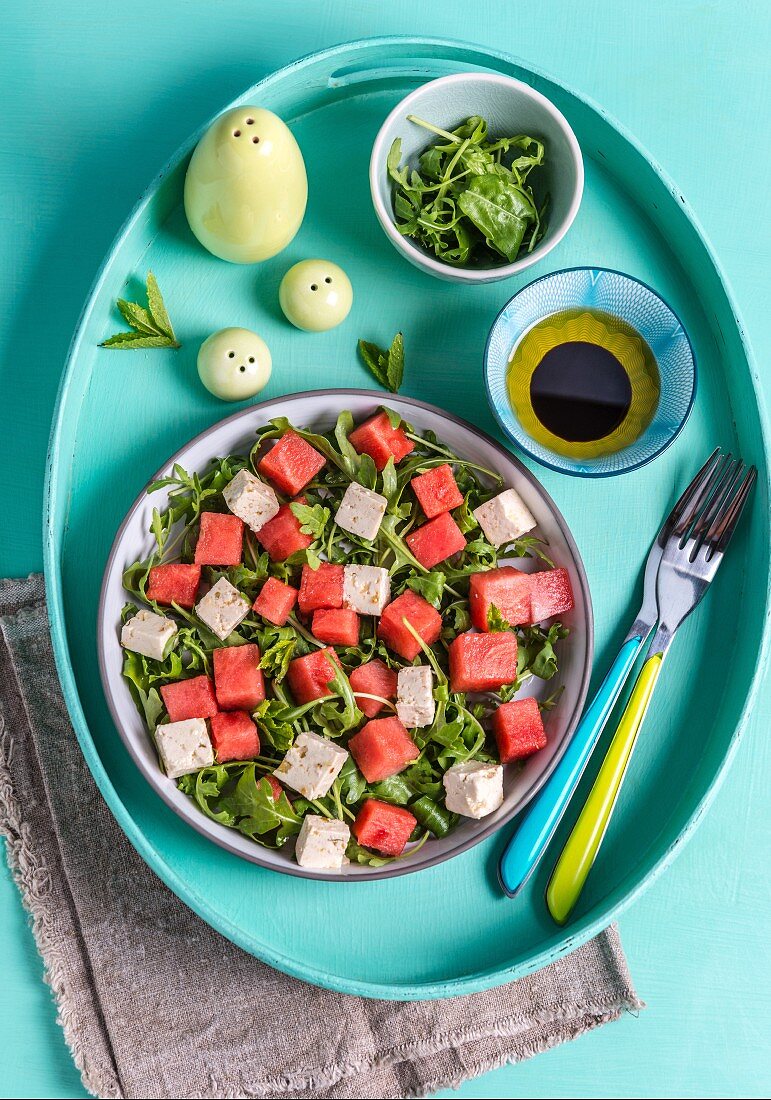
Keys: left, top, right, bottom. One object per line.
{"left": 117, "top": 299, "right": 156, "bottom": 333}
{"left": 385, "top": 332, "right": 404, "bottom": 392}
{"left": 358, "top": 340, "right": 389, "bottom": 388}
{"left": 357, "top": 333, "right": 405, "bottom": 393}
{"left": 101, "top": 272, "right": 180, "bottom": 349}
{"left": 100, "top": 332, "right": 173, "bottom": 349}
{"left": 145, "top": 270, "right": 176, "bottom": 340}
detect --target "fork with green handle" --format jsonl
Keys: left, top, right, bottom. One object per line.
{"left": 497, "top": 449, "right": 724, "bottom": 900}
{"left": 546, "top": 452, "right": 756, "bottom": 923}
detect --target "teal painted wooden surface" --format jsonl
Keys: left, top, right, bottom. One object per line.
{"left": 1, "top": 0, "right": 769, "bottom": 1093}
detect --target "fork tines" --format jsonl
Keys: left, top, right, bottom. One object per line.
{"left": 673, "top": 449, "right": 756, "bottom": 558}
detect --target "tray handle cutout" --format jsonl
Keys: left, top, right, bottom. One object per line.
{"left": 328, "top": 60, "right": 490, "bottom": 89}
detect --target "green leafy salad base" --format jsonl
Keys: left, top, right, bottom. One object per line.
{"left": 120, "top": 408, "right": 568, "bottom": 867}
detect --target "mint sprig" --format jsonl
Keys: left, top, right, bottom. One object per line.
{"left": 358, "top": 331, "right": 404, "bottom": 393}
{"left": 101, "top": 271, "right": 180, "bottom": 349}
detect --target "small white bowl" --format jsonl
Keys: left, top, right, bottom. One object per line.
{"left": 369, "top": 72, "right": 584, "bottom": 284}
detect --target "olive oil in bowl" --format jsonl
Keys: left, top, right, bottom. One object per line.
{"left": 506, "top": 308, "right": 660, "bottom": 460}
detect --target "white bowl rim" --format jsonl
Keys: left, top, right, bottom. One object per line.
{"left": 97, "top": 390, "right": 594, "bottom": 881}
{"left": 369, "top": 71, "right": 585, "bottom": 283}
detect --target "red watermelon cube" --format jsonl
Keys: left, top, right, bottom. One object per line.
{"left": 406, "top": 511, "right": 466, "bottom": 569}
{"left": 377, "top": 590, "right": 442, "bottom": 661}
{"left": 311, "top": 608, "right": 360, "bottom": 647}
{"left": 209, "top": 711, "right": 261, "bottom": 763}
{"left": 469, "top": 566, "right": 532, "bottom": 631}
{"left": 298, "top": 562, "right": 344, "bottom": 614}
{"left": 348, "top": 716, "right": 419, "bottom": 782}
{"left": 212, "top": 643, "right": 265, "bottom": 711}
{"left": 528, "top": 567, "right": 574, "bottom": 623}
{"left": 286, "top": 647, "right": 341, "bottom": 704}
{"left": 353, "top": 799, "right": 417, "bottom": 856}
{"left": 493, "top": 696, "right": 547, "bottom": 763}
{"left": 411, "top": 463, "right": 464, "bottom": 518}
{"left": 194, "top": 512, "right": 244, "bottom": 566}
{"left": 448, "top": 631, "right": 519, "bottom": 693}
{"left": 257, "top": 431, "right": 326, "bottom": 496}
{"left": 145, "top": 563, "right": 202, "bottom": 609}
{"left": 348, "top": 411, "right": 414, "bottom": 471}
{"left": 160, "top": 675, "right": 219, "bottom": 722}
{"left": 256, "top": 502, "right": 312, "bottom": 561}
{"left": 349, "top": 659, "right": 398, "bottom": 718}
{"left": 252, "top": 576, "right": 298, "bottom": 626}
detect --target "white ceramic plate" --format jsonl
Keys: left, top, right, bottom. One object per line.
{"left": 98, "top": 390, "right": 593, "bottom": 880}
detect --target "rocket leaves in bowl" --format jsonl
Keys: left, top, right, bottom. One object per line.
{"left": 387, "top": 114, "right": 548, "bottom": 267}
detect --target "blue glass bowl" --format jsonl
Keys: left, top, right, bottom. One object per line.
{"left": 484, "top": 267, "right": 696, "bottom": 477}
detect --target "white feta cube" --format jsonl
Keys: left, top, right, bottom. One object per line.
{"left": 335, "top": 482, "right": 387, "bottom": 541}
{"left": 273, "top": 731, "right": 349, "bottom": 800}
{"left": 473, "top": 488, "right": 536, "bottom": 548}
{"left": 195, "top": 577, "right": 250, "bottom": 641}
{"left": 121, "top": 609, "right": 177, "bottom": 662}
{"left": 295, "top": 814, "right": 350, "bottom": 871}
{"left": 222, "top": 468, "right": 279, "bottom": 533}
{"left": 342, "top": 564, "right": 390, "bottom": 615}
{"left": 155, "top": 718, "right": 214, "bottom": 779}
{"left": 396, "top": 665, "right": 435, "bottom": 729}
{"left": 443, "top": 760, "right": 504, "bottom": 819}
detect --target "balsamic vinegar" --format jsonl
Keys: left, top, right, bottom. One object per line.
{"left": 507, "top": 308, "right": 660, "bottom": 459}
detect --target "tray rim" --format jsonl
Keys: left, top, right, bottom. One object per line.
{"left": 43, "top": 34, "right": 771, "bottom": 1000}
{"left": 96, "top": 388, "right": 594, "bottom": 881}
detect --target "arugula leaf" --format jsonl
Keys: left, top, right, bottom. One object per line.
{"left": 387, "top": 115, "right": 547, "bottom": 268}
{"left": 346, "top": 830, "right": 432, "bottom": 867}
{"left": 123, "top": 652, "right": 165, "bottom": 730}
{"left": 257, "top": 624, "right": 299, "bottom": 682}
{"left": 337, "top": 757, "right": 367, "bottom": 805}
{"left": 101, "top": 271, "right": 180, "bottom": 349}
{"left": 440, "top": 602, "right": 471, "bottom": 643}
{"left": 207, "top": 561, "right": 269, "bottom": 601}
{"left": 517, "top": 622, "right": 569, "bottom": 681}
{"left": 486, "top": 603, "right": 511, "bottom": 632}
{"left": 405, "top": 570, "right": 446, "bottom": 608}
{"left": 401, "top": 757, "right": 443, "bottom": 799}
{"left": 314, "top": 658, "right": 362, "bottom": 736}
{"left": 345, "top": 840, "right": 393, "bottom": 868}
{"left": 369, "top": 774, "right": 413, "bottom": 806}
{"left": 502, "top": 535, "right": 555, "bottom": 567}
{"left": 410, "top": 795, "right": 457, "bottom": 838}
{"left": 122, "top": 557, "right": 157, "bottom": 604}
{"left": 290, "top": 501, "right": 330, "bottom": 540}
{"left": 540, "top": 685, "right": 565, "bottom": 711}
{"left": 182, "top": 765, "right": 302, "bottom": 845}
{"left": 357, "top": 332, "right": 404, "bottom": 393}
{"left": 457, "top": 174, "right": 534, "bottom": 261}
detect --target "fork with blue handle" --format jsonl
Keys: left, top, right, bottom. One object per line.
{"left": 498, "top": 450, "right": 755, "bottom": 914}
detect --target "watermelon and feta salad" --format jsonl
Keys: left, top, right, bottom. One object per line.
{"left": 118, "top": 407, "right": 574, "bottom": 871}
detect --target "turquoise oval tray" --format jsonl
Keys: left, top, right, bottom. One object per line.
{"left": 44, "top": 37, "right": 770, "bottom": 999}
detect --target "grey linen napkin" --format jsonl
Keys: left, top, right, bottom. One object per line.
{"left": 0, "top": 574, "right": 642, "bottom": 1100}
